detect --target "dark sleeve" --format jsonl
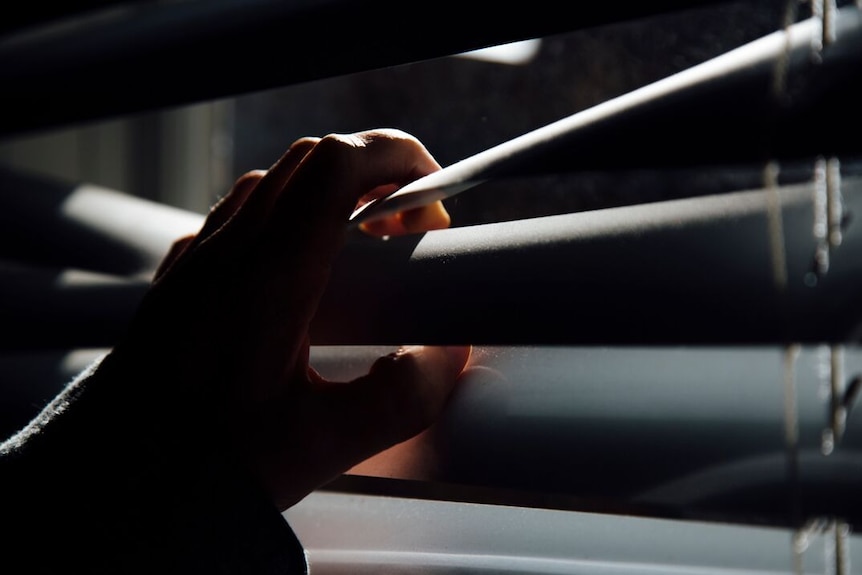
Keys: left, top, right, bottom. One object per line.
{"left": 0, "top": 357, "right": 309, "bottom": 575}
{"left": 154, "top": 459, "right": 310, "bottom": 575}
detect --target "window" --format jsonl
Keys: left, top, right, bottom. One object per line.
{"left": 1, "top": 1, "right": 860, "bottom": 573}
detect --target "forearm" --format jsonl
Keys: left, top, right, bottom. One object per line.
{"left": 0, "top": 353, "right": 307, "bottom": 574}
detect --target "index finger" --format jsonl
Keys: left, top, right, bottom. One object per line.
{"left": 261, "top": 129, "right": 441, "bottom": 268}
{"left": 269, "top": 128, "right": 441, "bottom": 253}
{"left": 359, "top": 201, "right": 452, "bottom": 237}
{"left": 255, "top": 128, "right": 441, "bottom": 346}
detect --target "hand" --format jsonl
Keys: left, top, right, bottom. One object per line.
{"left": 112, "top": 129, "right": 470, "bottom": 510}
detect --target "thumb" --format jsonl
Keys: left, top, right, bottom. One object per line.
{"left": 326, "top": 345, "right": 471, "bottom": 465}
{"left": 256, "top": 345, "right": 470, "bottom": 510}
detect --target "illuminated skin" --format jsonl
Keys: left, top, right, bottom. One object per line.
{"left": 356, "top": 182, "right": 452, "bottom": 237}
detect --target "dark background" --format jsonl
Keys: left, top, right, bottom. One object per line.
{"left": 231, "top": 2, "right": 788, "bottom": 225}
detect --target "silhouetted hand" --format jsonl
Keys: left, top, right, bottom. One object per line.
{"left": 118, "top": 128, "right": 470, "bottom": 510}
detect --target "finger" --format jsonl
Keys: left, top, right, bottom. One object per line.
{"left": 223, "top": 137, "right": 320, "bottom": 241}
{"left": 353, "top": 183, "right": 402, "bottom": 236}
{"left": 331, "top": 345, "right": 472, "bottom": 456}
{"left": 197, "top": 170, "right": 265, "bottom": 241}
{"left": 257, "top": 129, "right": 442, "bottom": 342}
{"left": 153, "top": 234, "right": 195, "bottom": 281}
{"left": 268, "top": 129, "right": 441, "bottom": 256}
{"left": 172, "top": 137, "right": 320, "bottom": 281}
{"left": 151, "top": 171, "right": 264, "bottom": 282}
{"left": 359, "top": 200, "right": 452, "bottom": 237}
{"left": 399, "top": 201, "right": 452, "bottom": 233}
{"left": 257, "top": 345, "right": 471, "bottom": 510}
{"left": 354, "top": 183, "right": 410, "bottom": 237}
{"left": 357, "top": 214, "right": 409, "bottom": 237}
{"left": 356, "top": 183, "right": 400, "bottom": 207}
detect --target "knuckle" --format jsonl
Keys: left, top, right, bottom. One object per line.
{"left": 290, "top": 136, "right": 320, "bottom": 149}
{"left": 233, "top": 170, "right": 265, "bottom": 190}
{"left": 306, "top": 133, "right": 366, "bottom": 172}
{"left": 318, "top": 132, "right": 366, "bottom": 152}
